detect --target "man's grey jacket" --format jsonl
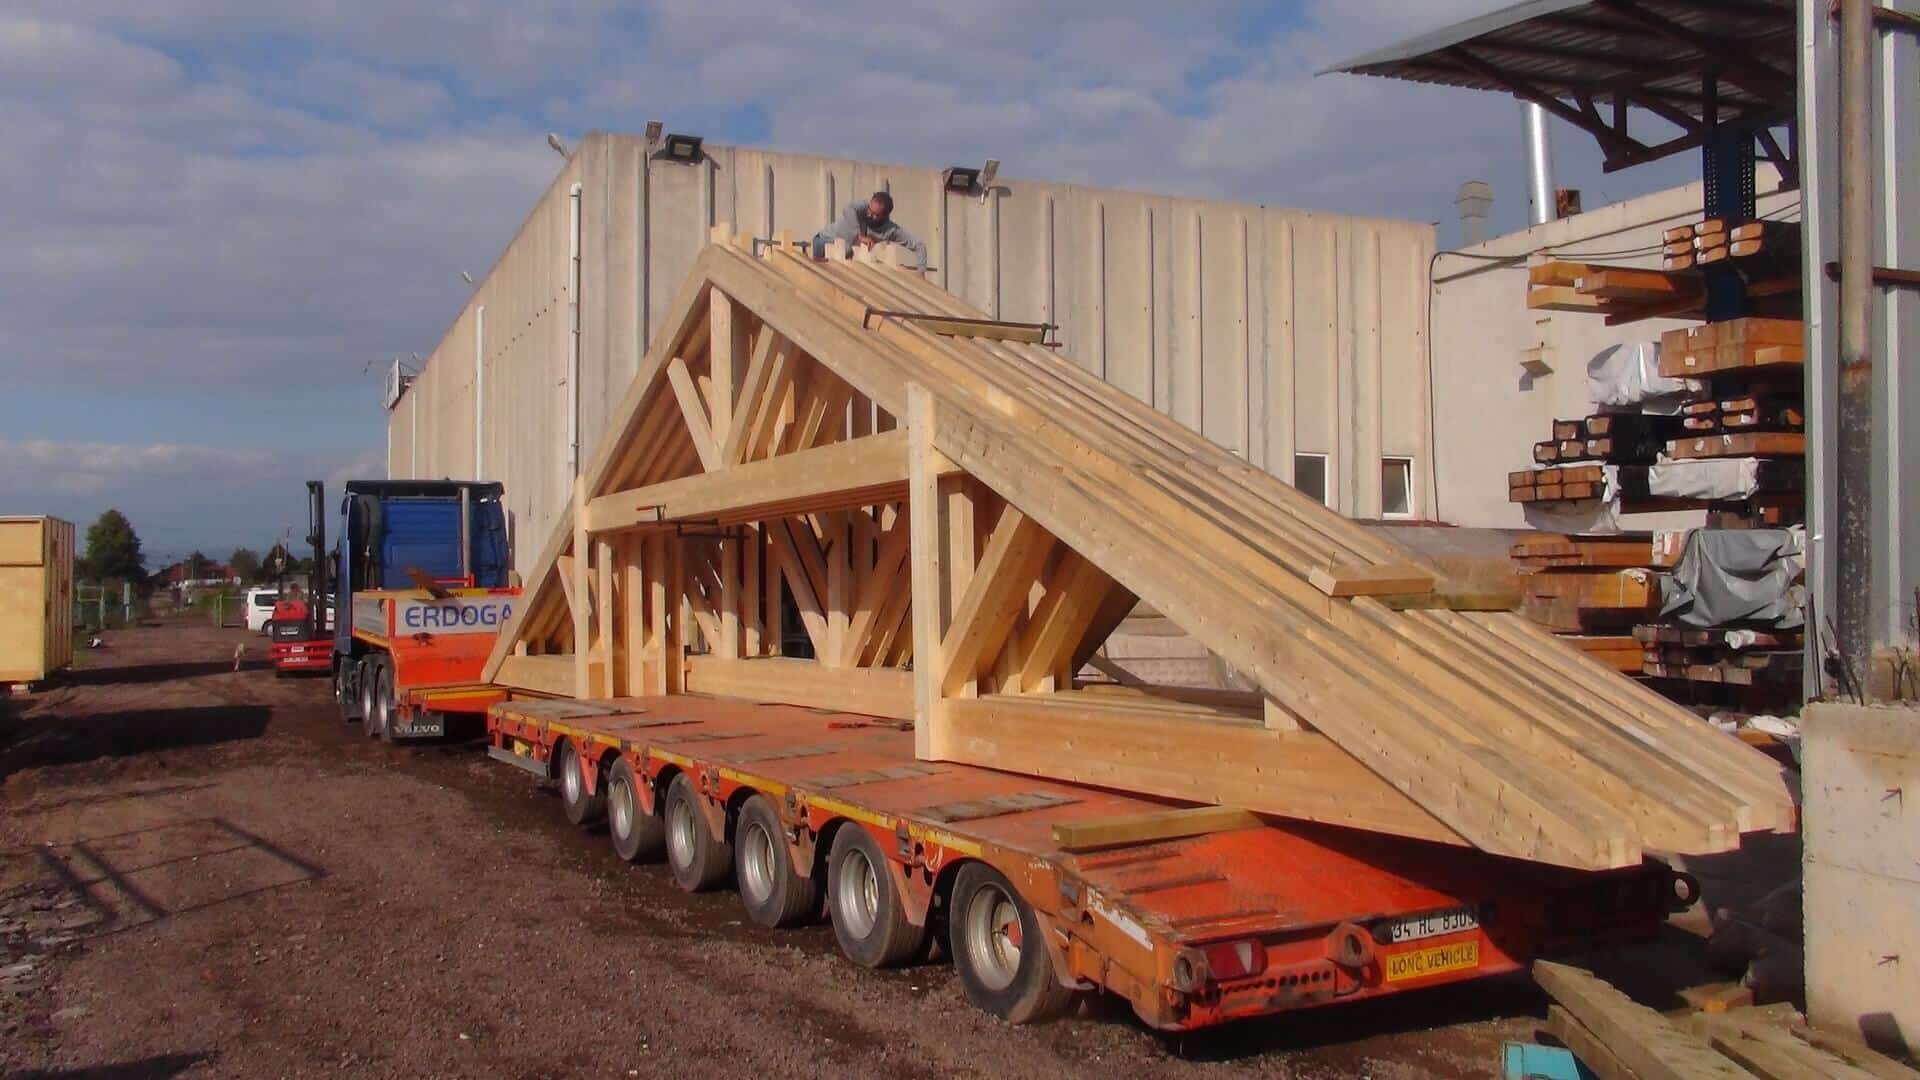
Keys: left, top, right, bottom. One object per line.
{"left": 812, "top": 201, "right": 928, "bottom": 269}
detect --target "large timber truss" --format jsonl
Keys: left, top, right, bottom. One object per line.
{"left": 483, "top": 229, "right": 1794, "bottom": 872}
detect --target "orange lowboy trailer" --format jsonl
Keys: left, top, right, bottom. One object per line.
{"left": 486, "top": 694, "right": 1690, "bottom": 1031}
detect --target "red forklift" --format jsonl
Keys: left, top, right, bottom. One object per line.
{"left": 267, "top": 482, "right": 334, "bottom": 673}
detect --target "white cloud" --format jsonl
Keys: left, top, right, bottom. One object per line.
{"left": 0, "top": 439, "right": 273, "bottom": 496}
{"left": 0, "top": 0, "right": 1697, "bottom": 555}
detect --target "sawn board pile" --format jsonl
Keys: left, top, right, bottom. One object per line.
{"left": 480, "top": 231, "right": 1794, "bottom": 873}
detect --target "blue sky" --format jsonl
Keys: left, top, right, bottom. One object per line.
{"left": 0, "top": 2, "right": 1696, "bottom": 569}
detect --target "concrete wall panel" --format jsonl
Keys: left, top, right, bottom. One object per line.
{"left": 391, "top": 133, "right": 1437, "bottom": 574}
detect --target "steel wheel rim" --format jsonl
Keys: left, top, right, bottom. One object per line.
{"left": 741, "top": 820, "right": 778, "bottom": 903}
{"left": 964, "top": 883, "right": 1023, "bottom": 992}
{"left": 560, "top": 749, "right": 581, "bottom": 805}
{"left": 667, "top": 796, "right": 697, "bottom": 869}
{"left": 361, "top": 673, "right": 377, "bottom": 736}
{"left": 609, "top": 775, "right": 633, "bottom": 840}
{"left": 835, "top": 847, "right": 879, "bottom": 939}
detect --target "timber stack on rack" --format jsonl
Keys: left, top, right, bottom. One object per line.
{"left": 1510, "top": 222, "right": 1808, "bottom": 711}
{"left": 479, "top": 226, "right": 1794, "bottom": 875}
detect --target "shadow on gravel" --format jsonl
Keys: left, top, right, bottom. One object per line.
{"left": 61, "top": 660, "right": 269, "bottom": 687}
{"left": 5, "top": 1051, "right": 217, "bottom": 1078}
{"left": 0, "top": 706, "right": 271, "bottom": 780}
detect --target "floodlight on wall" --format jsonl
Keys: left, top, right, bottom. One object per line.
{"left": 943, "top": 165, "right": 982, "bottom": 194}
{"left": 547, "top": 132, "right": 571, "bottom": 158}
{"left": 977, "top": 158, "right": 999, "bottom": 203}
{"left": 644, "top": 120, "right": 664, "bottom": 144}
{"left": 653, "top": 132, "right": 704, "bottom": 164}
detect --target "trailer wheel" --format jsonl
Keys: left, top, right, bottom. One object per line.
{"left": 360, "top": 659, "right": 392, "bottom": 740}
{"left": 372, "top": 664, "right": 396, "bottom": 742}
{"left": 735, "top": 795, "right": 819, "bottom": 928}
{"left": 606, "top": 759, "right": 664, "bottom": 862}
{"left": 950, "top": 862, "right": 1074, "bottom": 1024}
{"left": 334, "top": 662, "right": 360, "bottom": 721}
{"left": 827, "top": 827, "right": 926, "bottom": 968}
{"left": 557, "top": 740, "right": 606, "bottom": 826}
{"left": 663, "top": 774, "right": 732, "bottom": 891}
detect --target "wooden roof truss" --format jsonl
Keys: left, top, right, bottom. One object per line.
{"left": 483, "top": 228, "right": 1795, "bottom": 872}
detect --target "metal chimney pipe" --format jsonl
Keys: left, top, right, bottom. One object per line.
{"left": 1524, "top": 102, "right": 1556, "bottom": 226}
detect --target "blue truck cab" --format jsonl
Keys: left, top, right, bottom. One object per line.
{"left": 328, "top": 480, "right": 512, "bottom": 736}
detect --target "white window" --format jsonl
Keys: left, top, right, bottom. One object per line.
{"left": 1381, "top": 457, "right": 1415, "bottom": 518}
{"left": 1293, "top": 453, "right": 1329, "bottom": 506}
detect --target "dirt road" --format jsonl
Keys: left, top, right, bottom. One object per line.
{"left": 2, "top": 621, "right": 1574, "bottom": 1077}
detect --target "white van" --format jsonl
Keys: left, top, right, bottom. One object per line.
{"left": 244, "top": 587, "right": 280, "bottom": 633}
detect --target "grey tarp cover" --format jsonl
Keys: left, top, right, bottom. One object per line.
{"left": 1648, "top": 457, "right": 1763, "bottom": 500}
{"left": 1661, "top": 526, "right": 1806, "bottom": 628}
{"left": 1587, "top": 342, "right": 1704, "bottom": 415}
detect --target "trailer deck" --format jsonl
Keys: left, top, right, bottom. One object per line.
{"left": 488, "top": 693, "right": 1685, "bottom": 1031}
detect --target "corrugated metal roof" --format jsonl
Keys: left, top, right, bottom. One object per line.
{"left": 1321, "top": 0, "right": 1797, "bottom": 118}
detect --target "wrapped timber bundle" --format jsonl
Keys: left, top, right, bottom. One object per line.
{"left": 485, "top": 231, "right": 1794, "bottom": 874}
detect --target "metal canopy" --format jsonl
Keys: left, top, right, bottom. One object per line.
{"left": 1322, "top": 0, "right": 1798, "bottom": 174}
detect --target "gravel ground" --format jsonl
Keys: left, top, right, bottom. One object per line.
{"left": 1, "top": 619, "right": 1702, "bottom": 1078}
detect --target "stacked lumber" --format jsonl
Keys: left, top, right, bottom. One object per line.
{"left": 1527, "top": 413, "right": 1686, "bottom": 468}
{"left": 483, "top": 230, "right": 1794, "bottom": 873}
{"left": 1635, "top": 625, "right": 1806, "bottom": 688}
{"left": 1531, "top": 961, "right": 1916, "bottom": 1080}
{"left": 1527, "top": 251, "right": 1798, "bottom": 327}
{"left": 1513, "top": 225, "right": 1810, "bottom": 709}
{"left": 1512, "top": 535, "right": 1661, "bottom": 666}
{"left": 1682, "top": 393, "right": 1805, "bottom": 435}
{"left": 1655, "top": 317, "right": 1808, "bottom": 532}
{"left": 1527, "top": 260, "right": 1703, "bottom": 324}
{"left": 1660, "top": 317, "right": 1805, "bottom": 379}
{"left": 1665, "top": 218, "right": 1802, "bottom": 276}
{"left": 1509, "top": 464, "right": 1605, "bottom": 504}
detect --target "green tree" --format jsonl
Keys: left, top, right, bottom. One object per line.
{"left": 80, "top": 509, "right": 145, "bottom": 584}
{"left": 229, "top": 547, "right": 263, "bottom": 583}
{"left": 184, "top": 550, "right": 214, "bottom": 582}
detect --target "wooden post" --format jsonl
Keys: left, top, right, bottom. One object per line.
{"left": 646, "top": 533, "right": 670, "bottom": 694}
{"left": 666, "top": 538, "right": 685, "bottom": 693}
{"left": 826, "top": 510, "right": 849, "bottom": 665}
{"left": 595, "top": 536, "right": 615, "bottom": 696}
{"left": 719, "top": 534, "right": 741, "bottom": 659}
{"left": 945, "top": 479, "right": 979, "bottom": 698}
{"left": 741, "top": 524, "right": 762, "bottom": 657}
{"left": 709, "top": 291, "right": 738, "bottom": 450}
{"left": 907, "top": 384, "right": 953, "bottom": 759}
{"left": 622, "top": 534, "right": 645, "bottom": 696}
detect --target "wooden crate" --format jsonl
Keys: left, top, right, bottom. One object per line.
{"left": 0, "top": 516, "right": 76, "bottom": 684}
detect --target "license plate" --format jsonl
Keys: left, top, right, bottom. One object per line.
{"left": 1382, "top": 907, "right": 1479, "bottom": 944}
{"left": 1385, "top": 940, "right": 1479, "bottom": 983}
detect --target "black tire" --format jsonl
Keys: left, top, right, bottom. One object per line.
{"left": 606, "top": 759, "right": 665, "bottom": 862}
{"left": 734, "top": 795, "right": 820, "bottom": 928}
{"left": 373, "top": 663, "right": 396, "bottom": 742}
{"left": 359, "top": 658, "right": 390, "bottom": 740}
{"left": 950, "top": 862, "right": 1075, "bottom": 1024}
{"left": 336, "top": 661, "right": 360, "bottom": 722}
{"left": 664, "top": 774, "right": 732, "bottom": 892}
{"left": 557, "top": 740, "right": 606, "bottom": 826}
{"left": 827, "top": 826, "right": 926, "bottom": 968}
